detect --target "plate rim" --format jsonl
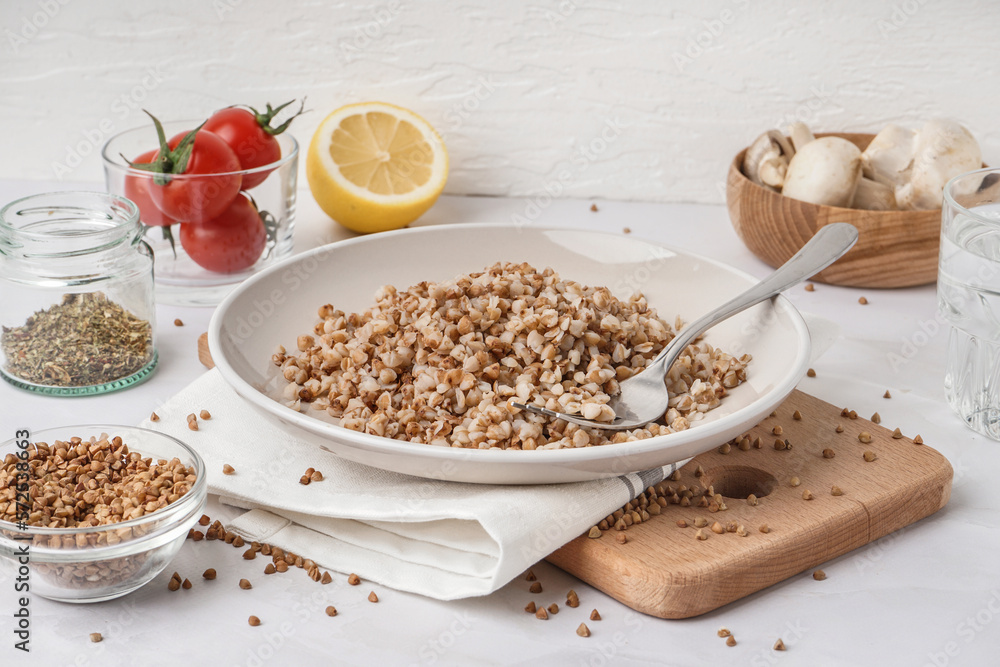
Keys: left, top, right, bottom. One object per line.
{"left": 209, "top": 223, "right": 811, "bottom": 466}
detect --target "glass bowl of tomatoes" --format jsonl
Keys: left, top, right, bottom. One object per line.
{"left": 101, "top": 104, "right": 299, "bottom": 306}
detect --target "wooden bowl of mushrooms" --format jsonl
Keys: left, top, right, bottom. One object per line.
{"left": 727, "top": 120, "right": 984, "bottom": 288}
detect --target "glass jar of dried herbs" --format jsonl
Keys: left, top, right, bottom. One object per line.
{"left": 0, "top": 191, "right": 157, "bottom": 395}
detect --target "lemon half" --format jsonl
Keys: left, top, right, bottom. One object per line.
{"left": 306, "top": 102, "right": 449, "bottom": 233}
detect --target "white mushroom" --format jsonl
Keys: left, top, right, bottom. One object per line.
{"left": 861, "top": 124, "right": 916, "bottom": 188}
{"left": 743, "top": 130, "right": 795, "bottom": 190}
{"left": 894, "top": 118, "right": 982, "bottom": 210}
{"left": 851, "top": 177, "right": 897, "bottom": 211}
{"left": 787, "top": 122, "right": 815, "bottom": 152}
{"left": 782, "top": 136, "right": 863, "bottom": 207}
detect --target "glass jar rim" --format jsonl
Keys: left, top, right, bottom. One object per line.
{"left": 943, "top": 167, "right": 1000, "bottom": 225}
{"left": 101, "top": 119, "right": 299, "bottom": 179}
{"left": 0, "top": 190, "right": 140, "bottom": 243}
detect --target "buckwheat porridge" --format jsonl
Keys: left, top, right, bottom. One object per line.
{"left": 272, "top": 262, "right": 749, "bottom": 450}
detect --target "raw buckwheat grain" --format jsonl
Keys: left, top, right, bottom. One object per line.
{"left": 273, "top": 263, "right": 750, "bottom": 451}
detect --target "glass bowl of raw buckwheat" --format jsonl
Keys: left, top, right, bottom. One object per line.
{"left": 0, "top": 425, "right": 206, "bottom": 603}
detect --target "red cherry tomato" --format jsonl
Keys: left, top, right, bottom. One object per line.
{"left": 204, "top": 108, "right": 281, "bottom": 189}
{"left": 124, "top": 150, "right": 176, "bottom": 226}
{"left": 179, "top": 193, "right": 266, "bottom": 273}
{"left": 148, "top": 130, "right": 242, "bottom": 224}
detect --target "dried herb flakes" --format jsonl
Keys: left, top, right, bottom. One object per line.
{"left": 1, "top": 292, "right": 151, "bottom": 387}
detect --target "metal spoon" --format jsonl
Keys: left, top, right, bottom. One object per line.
{"left": 512, "top": 222, "right": 858, "bottom": 431}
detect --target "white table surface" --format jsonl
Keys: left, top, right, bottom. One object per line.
{"left": 1, "top": 180, "right": 996, "bottom": 667}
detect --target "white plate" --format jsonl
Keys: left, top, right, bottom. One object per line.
{"left": 210, "top": 224, "right": 810, "bottom": 484}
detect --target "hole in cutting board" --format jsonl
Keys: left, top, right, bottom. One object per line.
{"left": 702, "top": 465, "right": 778, "bottom": 499}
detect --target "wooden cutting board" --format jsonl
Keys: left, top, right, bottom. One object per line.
{"left": 546, "top": 389, "right": 953, "bottom": 619}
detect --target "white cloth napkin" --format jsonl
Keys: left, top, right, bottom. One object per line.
{"left": 141, "top": 312, "right": 838, "bottom": 600}
{"left": 141, "top": 369, "right": 681, "bottom": 600}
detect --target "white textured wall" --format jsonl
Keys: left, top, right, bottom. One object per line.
{"left": 1, "top": 0, "right": 998, "bottom": 204}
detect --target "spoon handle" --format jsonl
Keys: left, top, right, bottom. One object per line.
{"left": 648, "top": 222, "right": 858, "bottom": 372}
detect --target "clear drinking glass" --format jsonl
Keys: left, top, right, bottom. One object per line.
{"left": 939, "top": 167, "right": 1000, "bottom": 438}
{"left": 0, "top": 192, "right": 157, "bottom": 395}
